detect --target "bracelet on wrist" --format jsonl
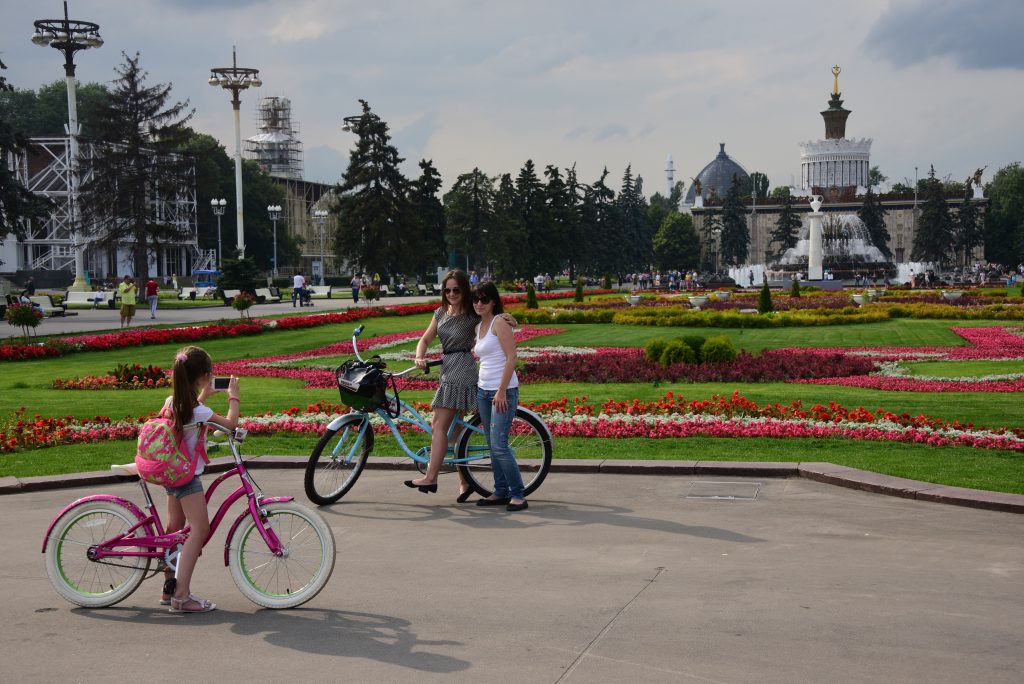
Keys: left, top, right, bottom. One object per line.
{"left": 228, "top": 397, "right": 240, "bottom": 403}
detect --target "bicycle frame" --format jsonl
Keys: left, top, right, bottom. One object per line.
{"left": 42, "top": 424, "right": 294, "bottom": 568}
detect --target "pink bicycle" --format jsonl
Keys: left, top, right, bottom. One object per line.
{"left": 42, "top": 423, "right": 335, "bottom": 609}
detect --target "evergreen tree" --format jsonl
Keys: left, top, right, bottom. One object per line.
{"left": 491, "top": 172, "right": 526, "bottom": 278}
{"left": 868, "top": 165, "right": 888, "bottom": 189}
{"left": 758, "top": 275, "right": 774, "bottom": 313}
{"left": 409, "top": 158, "right": 447, "bottom": 273}
{"left": 911, "top": 165, "right": 954, "bottom": 264}
{"left": 857, "top": 186, "right": 891, "bottom": 259}
{"left": 983, "top": 163, "right": 1024, "bottom": 264}
{"left": 0, "top": 61, "right": 49, "bottom": 254}
{"left": 334, "top": 100, "right": 412, "bottom": 276}
{"left": 579, "top": 168, "right": 616, "bottom": 276}
{"left": 652, "top": 212, "right": 700, "bottom": 271}
{"left": 542, "top": 164, "right": 572, "bottom": 277}
{"left": 769, "top": 191, "right": 802, "bottom": 256}
{"left": 0, "top": 79, "right": 109, "bottom": 138}
{"left": 515, "top": 159, "right": 548, "bottom": 275}
{"left": 616, "top": 165, "right": 651, "bottom": 272}
{"left": 953, "top": 189, "right": 983, "bottom": 266}
{"left": 444, "top": 168, "right": 494, "bottom": 272}
{"left": 77, "top": 52, "right": 194, "bottom": 279}
{"left": 562, "top": 164, "right": 586, "bottom": 280}
{"left": 720, "top": 174, "right": 749, "bottom": 266}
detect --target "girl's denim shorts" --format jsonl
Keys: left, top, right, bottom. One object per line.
{"left": 164, "top": 476, "right": 203, "bottom": 499}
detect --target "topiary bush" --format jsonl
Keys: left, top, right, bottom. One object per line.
{"left": 681, "top": 335, "right": 707, "bottom": 357}
{"left": 790, "top": 279, "right": 801, "bottom": 297}
{"left": 603, "top": 273, "right": 612, "bottom": 290}
{"left": 575, "top": 279, "right": 584, "bottom": 302}
{"left": 659, "top": 339, "right": 695, "bottom": 366}
{"left": 758, "top": 276, "right": 774, "bottom": 313}
{"left": 526, "top": 283, "right": 538, "bottom": 309}
{"left": 644, "top": 337, "right": 668, "bottom": 363}
{"left": 700, "top": 335, "right": 738, "bottom": 363}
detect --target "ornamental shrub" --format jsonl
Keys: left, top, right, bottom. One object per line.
{"left": 681, "top": 335, "right": 707, "bottom": 357}
{"left": 790, "top": 279, "right": 801, "bottom": 297}
{"left": 758, "top": 277, "right": 774, "bottom": 313}
{"left": 574, "top": 280, "right": 584, "bottom": 302}
{"left": 4, "top": 302, "right": 43, "bottom": 338}
{"left": 603, "top": 273, "right": 612, "bottom": 289}
{"left": 644, "top": 338, "right": 668, "bottom": 363}
{"left": 700, "top": 336, "right": 738, "bottom": 363}
{"left": 232, "top": 292, "right": 256, "bottom": 318}
{"left": 660, "top": 339, "right": 696, "bottom": 366}
{"left": 525, "top": 283, "right": 538, "bottom": 309}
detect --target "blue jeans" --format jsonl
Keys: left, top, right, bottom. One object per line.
{"left": 476, "top": 387, "right": 523, "bottom": 500}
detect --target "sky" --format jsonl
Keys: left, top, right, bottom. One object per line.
{"left": 2, "top": 0, "right": 1023, "bottom": 197}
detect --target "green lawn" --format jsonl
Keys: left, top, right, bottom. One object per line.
{"left": 3, "top": 313, "right": 1023, "bottom": 492}
{"left": 905, "top": 359, "right": 1024, "bottom": 377}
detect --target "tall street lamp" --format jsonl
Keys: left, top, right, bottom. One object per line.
{"left": 210, "top": 198, "right": 226, "bottom": 269}
{"left": 32, "top": 1, "right": 103, "bottom": 291}
{"left": 712, "top": 227, "right": 723, "bottom": 275}
{"left": 209, "top": 47, "right": 260, "bottom": 259}
{"left": 267, "top": 204, "right": 282, "bottom": 278}
{"left": 313, "top": 209, "right": 328, "bottom": 286}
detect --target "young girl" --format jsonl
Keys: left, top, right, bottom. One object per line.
{"left": 159, "top": 346, "right": 240, "bottom": 613}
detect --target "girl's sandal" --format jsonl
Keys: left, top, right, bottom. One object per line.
{"left": 169, "top": 594, "right": 216, "bottom": 613}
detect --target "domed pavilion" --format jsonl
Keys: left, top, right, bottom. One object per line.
{"left": 684, "top": 143, "right": 749, "bottom": 204}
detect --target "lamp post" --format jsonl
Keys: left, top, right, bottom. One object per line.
{"left": 313, "top": 209, "right": 328, "bottom": 286}
{"left": 210, "top": 199, "right": 226, "bottom": 269}
{"left": 267, "top": 204, "right": 282, "bottom": 278}
{"left": 32, "top": 1, "right": 103, "bottom": 291}
{"left": 712, "top": 227, "right": 722, "bottom": 275}
{"left": 209, "top": 47, "right": 261, "bottom": 259}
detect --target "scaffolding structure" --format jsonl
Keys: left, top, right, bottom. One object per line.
{"left": 244, "top": 96, "right": 303, "bottom": 180}
{"left": 3, "top": 137, "right": 201, "bottom": 279}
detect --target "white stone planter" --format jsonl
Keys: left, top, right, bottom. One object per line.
{"left": 852, "top": 294, "right": 867, "bottom": 306}
{"left": 625, "top": 295, "right": 642, "bottom": 306}
{"left": 713, "top": 291, "right": 730, "bottom": 301}
{"left": 942, "top": 290, "right": 963, "bottom": 301}
{"left": 688, "top": 296, "right": 708, "bottom": 310}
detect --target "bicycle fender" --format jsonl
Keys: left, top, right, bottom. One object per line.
{"left": 42, "top": 495, "right": 148, "bottom": 553}
{"left": 221, "top": 496, "right": 295, "bottom": 566}
{"left": 326, "top": 412, "right": 366, "bottom": 432}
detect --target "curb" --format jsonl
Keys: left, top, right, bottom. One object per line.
{"left": 2, "top": 457, "right": 1022, "bottom": 514}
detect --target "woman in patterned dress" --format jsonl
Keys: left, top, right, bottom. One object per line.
{"left": 406, "top": 269, "right": 479, "bottom": 500}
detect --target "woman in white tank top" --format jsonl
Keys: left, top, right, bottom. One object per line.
{"left": 471, "top": 282, "right": 527, "bottom": 511}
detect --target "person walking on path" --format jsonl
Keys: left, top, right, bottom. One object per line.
{"left": 118, "top": 276, "right": 137, "bottom": 328}
{"left": 471, "top": 281, "right": 527, "bottom": 511}
{"left": 145, "top": 278, "right": 159, "bottom": 319}
{"left": 350, "top": 273, "right": 361, "bottom": 304}
{"left": 293, "top": 272, "right": 306, "bottom": 307}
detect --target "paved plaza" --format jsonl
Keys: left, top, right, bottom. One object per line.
{"left": 2, "top": 469, "right": 1022, "bottom": 683}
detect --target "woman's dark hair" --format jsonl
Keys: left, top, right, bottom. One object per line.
{"left": 441, "top": 269, "right": 473, "bottom": 316}
{"left": 472, "top": 281, "right": 504, "bottom": 314}
{"left": 171, "top": 346, "right": 212, "bottom": 434}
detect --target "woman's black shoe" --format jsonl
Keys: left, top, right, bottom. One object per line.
{"left": 475, "top": 497, "right": 510, "bottom": 507}
{"left": 456, "top": 489, "right": 473, "bottom": 503}
{"left": 404, "top": 480, "right": 438, "bottom": 493}
{"left": 506, "top": 501, "right": 529, "bottom": 512}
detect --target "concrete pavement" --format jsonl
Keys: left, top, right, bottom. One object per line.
{"left": 3, "top": 467, "right": 1023, "bottom": 683}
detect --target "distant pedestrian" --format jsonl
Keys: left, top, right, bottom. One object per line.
{"left": 146, "top": 278, "right": 159, "bottom": 319}
{"left": 21, "top": 277, "right": 36, "bottom": 299}
{"left": 350, "top": 273, "right": 361, "bottom": 304}
{"left": 118, "top": 276, "right": 137, "bottom": 328}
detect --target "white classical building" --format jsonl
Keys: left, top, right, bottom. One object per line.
{"left": 799, "top": 137, "right": 872, "bottom": 192}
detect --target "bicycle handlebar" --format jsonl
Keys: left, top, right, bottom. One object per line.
{"left": 351, "top": 326, "right": 439, "bottom": 376}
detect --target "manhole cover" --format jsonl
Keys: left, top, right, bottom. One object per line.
{"left": 685, "top": 481, "right": 761, "bottom": 500}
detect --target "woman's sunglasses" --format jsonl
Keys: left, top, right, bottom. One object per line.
{"left": 472, "top": 296, "right": 491, "bottom": 304}
{"left": 443, "top": 287, "right": 461, "bottom": 294}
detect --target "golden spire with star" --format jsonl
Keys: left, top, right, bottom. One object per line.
{"left": 832, "top": 65, "right": 841, "bottom": 95}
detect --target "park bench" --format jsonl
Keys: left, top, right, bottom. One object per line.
{"left": 64, "top": 290, "right": 118, "bottom": 308}
{"left": 29, "top": 295, "right": 67, "bottom": 317}
{"left": 178, "top": 287, "right": 198, "bottom": 300}
{"left": 418, "top": 284, "right": 427, "bottom": 296}
{"left": 308, "top": 285, "right": 333, "bottom": 299}
{"left": 254, "top": 287, "right": 281, "bottom": 304}
{"left": 222, "top": 289, "right": 242, "bottom": 304}
{"left": 431, "top": 283, "right": 441, "bottom": 295}
{"left": 379, "top": 285, "right": 393, "bottom": 297}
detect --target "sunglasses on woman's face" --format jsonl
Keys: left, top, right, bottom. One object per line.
{"left": 443, "top": 287, "right": 461, "bottom": 294}
{"left": 472, "top": 296, "right": 491, "bottom": 304}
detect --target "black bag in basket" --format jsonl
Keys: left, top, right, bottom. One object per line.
{"left": 336, "top": 359, "right": 388, "bottom": 411}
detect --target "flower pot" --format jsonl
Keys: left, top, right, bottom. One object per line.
{"left": 852, "top": 294, "right": 866, "bottom": 306}
{"left": 688, "top": 296, "right": 708, "bottom": 310}
{"left": 625, "top": 295, "right": 642, "bottom": 306}
{"left": 714, "top": 291, "right": 730, "bottom": 301}
{"left": 942, "top": 290, "right": 963, "bottom": 301}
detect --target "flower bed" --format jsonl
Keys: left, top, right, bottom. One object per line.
{"left": 6, "top": 390, "right": 1023, "bottom": 454}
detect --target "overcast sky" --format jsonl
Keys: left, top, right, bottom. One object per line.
{"left": 3, "top": 0, "right": 1022, "bottom": 196}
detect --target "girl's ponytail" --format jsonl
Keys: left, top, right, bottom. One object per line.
{"left": 170, "top": 346, "right": 212, "bottom": 433}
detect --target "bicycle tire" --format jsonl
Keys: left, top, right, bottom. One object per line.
{"left": 304, "top": 414, "right": 373, "bottom": 505}
{"left": 44, "top": 500, "right": 151, "bottom": 608}
{"left": 228, "top": 501, "right": 336, "bottom": 609}
{"left": 456, "top": 407, "right": 552, "bottom": 497}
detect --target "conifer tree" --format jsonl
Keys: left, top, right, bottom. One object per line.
{"left": 444, "top": 168, "right": 494, "bottom": 272}
{"left": 616, "top": 165, "right": 651, "bottom": 272}
{"left": 580, "top": 168, "right": 617, "bottom": 276}
{"left": 953, "top": 188, "right": 983, "bottom": 266}
{"left": 911, "top": 165, "right": 954, "bottom": 264}
{"left": 857, "top": 186, "right": 891, "bottom": 259}
{"left": 409, "top": 158, "right": 446, "bottom": 272}
{"left": 0, "top": 61, "right": 48, "bottom": 253}
{"left": 515, "top": 159, "right": 548, "bottom": 275}
{"left": 491, "top": 172, "right": 525, "bottom": 278}
{"left": 334, "top": 99, "right": 412, "bottom": 276}
{"left": 769, "top": 191, "right": 802, "bottom": 257}
{"left": 652, "top": 212, "right": 700, "bottom": 271}
{"left": 77, "top": 52, "right": 194, "bottom": 279}
{"left": 720, "top": 174, "right": 749, "bottom": 266}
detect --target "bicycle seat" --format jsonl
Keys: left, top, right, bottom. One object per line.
{"left": 111, "top": 463, "right": 140, "bottom": 476}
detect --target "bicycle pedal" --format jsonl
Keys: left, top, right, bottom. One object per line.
{"left": 163, "top": 577, "right": 177, "bottom": 595}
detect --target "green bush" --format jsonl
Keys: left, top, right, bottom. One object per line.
{"left": 644, "top": 338, "right": 668, "bottom": 363}
{"left": 700, "top": 335, "right": 738, "bottom": 363}
{"left": 660, "top": 339, "right": 695, "bottom": 366}
{"left": 603, "top": 273, "right": 612, "bottom": 289}
{"left": 790, "top": 279, "right": 801, "bottom": 297}
{"left": 758, "top": 277, "right": 774, "bottom": 313}
{"left": 574, "top": 280, "right": 584, "bottom": 302}
{"left": 526, "top": 283, "right": 538, "bottom": 309}
{"left": 681, "top": 335, "right": 707, "bottom": 357}
{"left": 218, "top": 256, "right": 262, "bottom": 293}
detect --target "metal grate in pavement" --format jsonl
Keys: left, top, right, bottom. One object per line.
{"left": 685, "top": 481, "right": 761, "bottom": 500}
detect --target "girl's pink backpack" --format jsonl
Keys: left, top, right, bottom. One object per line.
{"left": 135, "top": 404, "right": 209, "bottom": 488}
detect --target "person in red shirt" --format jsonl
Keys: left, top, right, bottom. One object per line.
{"left": 146, "top": 278, "right": 160, "bottom": 319}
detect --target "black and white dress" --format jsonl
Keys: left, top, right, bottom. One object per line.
{"left": 431, "top": 306, "right": 478, "bottom": 410}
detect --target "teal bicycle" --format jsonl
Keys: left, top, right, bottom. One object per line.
{"left": 303, "top": 325, "right": 553, "bottom": 506}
